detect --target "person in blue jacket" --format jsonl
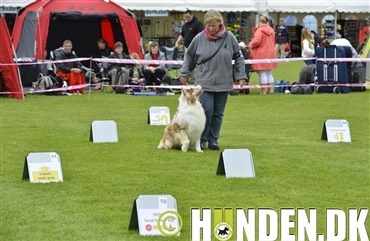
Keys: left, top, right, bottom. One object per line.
{"left": 275, "top": 18, "right": 289, "bottom": 58}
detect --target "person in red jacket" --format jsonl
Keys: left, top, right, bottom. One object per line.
{"left": 358, "top": 19, "right": 370, "bottom": 44}
{"left": 248, "top": 16, "right": 277, "bottom": 94}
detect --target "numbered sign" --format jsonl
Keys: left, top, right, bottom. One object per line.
{"left": 147, "top": 107, "right": 170, "bottom": 126}
{"left": 217, "top": 149, "right": 256, "bottom": 178}
{"left": 90, "top": 120, "right": 118, "bottom": 143}
{"left": 22, "top": 152, "right": 63, "bottom": 183}
{"left": 321, "top": 119, "right": 351, "bottom": 142}
{"left": 128, "top": 195, "right": 182, "bottom": 237}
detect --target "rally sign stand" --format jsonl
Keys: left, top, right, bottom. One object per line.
{"left": 129, "top": 194, "right": 182, "bottom": 237}
{"left": 147, "top": 107, "right": 170, "bottom": 125}
{"left": 22, "top": 152, "right": 63, "bottom": 183}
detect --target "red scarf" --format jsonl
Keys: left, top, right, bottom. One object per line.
{"left": 150, "top": 52, "right": 159, "bottom": 67}
{"left": 203, "top": 24, "right": 227, "bottom": 41}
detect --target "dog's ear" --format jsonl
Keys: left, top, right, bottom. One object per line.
{"left": 195, "top": 89, "right": 203, "bottom": 97}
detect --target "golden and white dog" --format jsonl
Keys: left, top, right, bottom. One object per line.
{"left": 158, "top": 85, "right": 206, "bottom": 152}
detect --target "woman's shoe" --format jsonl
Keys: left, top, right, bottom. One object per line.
{"left": 200, "top": 142, "right": 206, "bottom": 151}
{"left": 208, "top": 142, "right": 220, "bottom": 150}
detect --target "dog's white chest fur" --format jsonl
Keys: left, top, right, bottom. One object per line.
{"left": 173, "top": 100, "right": 205, "bottom": 144}
{"left": 157, "top": 85, "right": 206, "bottom": 152}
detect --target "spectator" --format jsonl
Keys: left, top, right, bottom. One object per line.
{"left": 107, "top": 41, "right": 131, "bottom": 93}
{"left": 248, "top": 15, "right": 277, "bottom": 94}
{"left": 93, "top": 38, "right": 113, "bottom": 89}
{"left": 143, "top": 41, "right": 167, "bottom": 87}
{"left": 128, "top": 53, "right": 145, "bottom": 92}
{"left": 179, "top": 9, "right": 247, "bottom": 150}
{"left": 275, "top": 18, "right": 289, "bottom": 58}
{"left": 330, "top": 38, "right": 358, "bottom": 58}
{"left": 175, "top": 9, "right": 204, "bottom": 83}
{"left": 56, "top": 39, "right": 85, "bottom": 95}
{"left": 301, "top": 27, "right": 315, "bottom": 65}
{"left": 330, "top": 38, "right": 359, "bottom": 82}
{"left": 358, "top": 20, "right": 370, "bottom": 44}
{"left": 175, "top": 9, "right": 204, "bottom": 51}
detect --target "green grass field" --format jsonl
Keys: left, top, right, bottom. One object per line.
{"left": 1, "top": 61, "right": 369, "bottom": 241}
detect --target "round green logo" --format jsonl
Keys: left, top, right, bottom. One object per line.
{"left": 214, "top": 222, "right": 233, "bottom": 240}
{"left": 157, "top": 210, "right": 183, "bottom": 236}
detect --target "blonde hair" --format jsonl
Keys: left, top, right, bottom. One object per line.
{"left": 259, "top": 15, "right": 268, "bottom": 24}
{"left": 129, "top": 52, "right": 142, "bottom": 67}
{"left": 301, "top": 27, "right": 314, "bottom": 48}
{"left": 204, "top": 9, "right": 223, "bottom": 24}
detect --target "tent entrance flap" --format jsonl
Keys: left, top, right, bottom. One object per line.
{"left": 17, "top": 11, "right": 37, "bottom": 58}
{"left": 47, "top": 13, "right": 126, "bottom": 58}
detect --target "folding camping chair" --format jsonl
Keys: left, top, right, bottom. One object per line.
{"left": 160, "top": 46, "right": 182, "bottom": 80}
{"left": 50, "top": 47, "right": 97, "bottom": 89}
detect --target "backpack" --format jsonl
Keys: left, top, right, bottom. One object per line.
{"left": 33, "top": 74, "right": 54, "bottom": 90}
{"left": 274, "top": 80, "right": 291, "bottom": 93}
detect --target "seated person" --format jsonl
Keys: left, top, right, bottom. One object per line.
{"left": 129, "top": 53, "right": 145, "bottom": 84}
{"left": 55, "top": 39, "right": 85, "bottom": 95}
{"left": 107, "top": 41, "right": 131, "bottom": 93}
{"left": 129, "top": 53, "right": 145, "bottom": 92}
{"left": 92, "top": 38, "right": 113, "bottom": 75}
{"left": 330, "top": 38, "right": 358, "bottom": 58}
{"left": 92, "top": 38, "right": 113, "bottom": 89}
{"left": 143, "top": 41, "right": 167, "bottom": 86}
{"left": 330, "top": 38, "right": 358, "bottom": 83}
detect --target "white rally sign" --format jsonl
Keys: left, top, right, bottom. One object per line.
{"left": 322, "top": 119, "right": 351, "bottom": 143}
{"left": 23, "top": 152, "right": 63, "bottom": 183}
{"left": 148, "top": 107, "right": 170, "bottom": 125}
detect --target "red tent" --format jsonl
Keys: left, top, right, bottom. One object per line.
{"left": 0, "top": 16, "right": 23, "bottom": 99}
{"left": 12, "top": 0, "right": 143, "bottom": 60}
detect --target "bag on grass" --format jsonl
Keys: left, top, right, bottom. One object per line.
{"left": 33, "top": 74, "right": 54, "bottom": 90}
{"left": 274, "top": 80, "right": 291, "bottom": 93}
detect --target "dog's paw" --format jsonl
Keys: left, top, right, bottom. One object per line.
{"left": 195, "top": 148, "right": 203, "bottom": 153}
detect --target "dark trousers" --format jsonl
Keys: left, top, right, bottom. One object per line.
{"left": 304, "top": 59, "right": 316, "bottom": 65}
{"left": 143, "top": 68, "right": 166, "bottom": 86}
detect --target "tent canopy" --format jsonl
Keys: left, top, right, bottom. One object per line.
{"left": 114, "top": 0, "right": 258, "bottom": 12}
{"left": 259, "top": 0, "right": 370, "bottom": 13}
{"left": 11, "top": 0, "right": 142, "bottom": 59}
{"left": 1, "top": 0, "right": 369, "bottom": 13}
{"left": 0, "top": 16, "right": 23, "bottom": 99}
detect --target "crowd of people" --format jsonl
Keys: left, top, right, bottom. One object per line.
{"left": 32, "top": 9, "right": 368, "bottom": 151}
{"left": 39, "top": 11, "right": 368, "bottom": 98}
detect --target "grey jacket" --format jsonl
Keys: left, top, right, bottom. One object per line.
{"left": 180, "top": 31, "right": 247, "bottom": 92}
{"left": 143, "top": 51, "right": 167, "bottom": 71}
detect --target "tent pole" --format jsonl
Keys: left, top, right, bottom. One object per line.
{"left": 11, "top": 44, "right": 25, "bottom": 100}
{"left": 334, "top": 11, "right": 338, "bottom": 40}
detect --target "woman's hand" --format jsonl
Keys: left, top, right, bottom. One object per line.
{"left": 180, "top": 76, "right": 189, "bottom": 85}
{"left": 71, "top": 68, "right": 81, "bottom": 74}
{"left": 237, "top": 79, "right": 246, "bottom": 87}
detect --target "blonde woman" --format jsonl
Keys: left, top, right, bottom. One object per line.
{"left": 248, "top": 15, "right": 277, "bottom": 94}
{"left": 301, "top": 27, "right": 315, "bottom": 65}
{"left": 179, "top": 9, "right": 247, "bottom": 150}
{"left": 129, "top": 53, "right": 145, "bottom": 84}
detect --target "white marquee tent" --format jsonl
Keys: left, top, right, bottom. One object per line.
{"left": 1, "top": 0, "right": 369, "bottom": 13}
{"left": 258, "top": 0, "right": 369, "bottom": 14}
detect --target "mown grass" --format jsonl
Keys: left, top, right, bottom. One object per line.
{"left": 0, "top": 60, "right": 369, "bottom": 241}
